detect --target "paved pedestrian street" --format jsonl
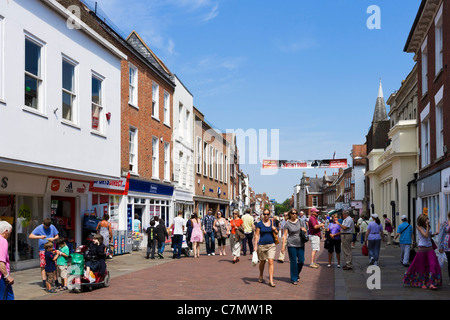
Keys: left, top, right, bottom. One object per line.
{"left": 11, "top": 239, "right": 450, "bottom": 304}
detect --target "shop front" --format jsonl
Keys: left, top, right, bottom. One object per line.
{"left": 417, "top": 172, "right": 441, "bottom": 234}
{"left": 128, "top": 179, "right": 174, "bottom": 249}
{"left": 173, "top": 189, "right": 194, "bottom": 220}
{"left": 0, "top": 171, "right": 47, "bottom": 270}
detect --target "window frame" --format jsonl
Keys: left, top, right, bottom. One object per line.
{"left": 164, "top": 141, "right": 170, "bottom": 181}
{"left": 152, "top": 82, "right": 159, "bottom": 120}
{"left": 128, "top": 63, "right": 138, "bottom": 107}
{"left": 421, "top": 116, "right": 430, "bottom": 167}
{"left": 91, "top": 72, "right": 105, "bottom": 134}
{"left": 152, "top": 136, "right": 159, "bottom": 179}
{"left": 129, "top": 126, "right": 138, "bottom": 174}
{"left": 61, "top": 55, "right": 78, "bottom": 125}
{"left": 435, "top": 4, "right": 443, "bottom": 76}
{"left": 0, "top": 16, "right": 4, "bottom": 103}
{"left": 163, "top": 91, "right": 170, "bottom": 126}
{"left": 24, "top": 33, "right": 46, "bottom": 113}
{"left": 421, "top": 38, "right": 428, "bottom": 96}
{"left": 196, "top": 137, "right": 202, "bottom": 174}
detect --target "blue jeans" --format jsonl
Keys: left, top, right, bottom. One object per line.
{"left": 1, "top": 277, "right": 14, "bottom": 300}
{"left": 158, "top": 241, "right": 165, "bottom": 255}
{"left": 287, "top": 247, "right": 305, "bottom": 282}
{"left": 204, "top": 231, "right": 215, "bottom": 254}
{"left": 368, "top": 239, "right": 381, "bottom": 263}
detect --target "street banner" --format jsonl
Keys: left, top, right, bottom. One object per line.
{"left": 262, "top": 159, "right": 348, "bottom": 169}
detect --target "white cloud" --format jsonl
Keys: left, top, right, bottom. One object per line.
{"left": 203, "top": 3, "right": 219, "bottom": 22}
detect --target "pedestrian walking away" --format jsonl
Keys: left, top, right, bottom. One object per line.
{"left": 0, "top": 221, "right": 14, "bottom": 300}
{"left": 170, "top": 211, "right": 185, "bottom": 259}
{"left": 213, "top": 211, "right": 228, "bottom": 256}
{"left": 156, "top": 218, "right": 169, "bottom": 259}
{"left": 308, "top": 207, "right": 324, "bottom": 268}
{"left": 327, "top": 214, "right": 341, "bottom": 268}
{"left": 395, "top": 215, "right": 414, "bottom": 267}
{"left": 357, "top": 215, "right": 370, "bottom": 245}
{"left": 281, "top": 208, "right": 307, "bottom": 285}
{"left": 230, "top": 210, "right": 244, "bottom": 264}
{"left": 364, "top": 214, "right": 384, "bottom": 266}
{"left": 337, "top": 210, "right": 355, "bottom": 270}
{"left": 202, "top": 209, "right": 216, "bottom": 256}
{"left": 146, "top": 220, "right": 157, "bottom": 259}
{"left": 254, "top": 208, "right": 277, "bottom": 287}
{"left": 241, "top": 208, "right": 255, "bottom": 257}
{"left": 383, "top": 214, "right": 393, "bottom": 245}
{"left": 190, "top": 212, "right": 203, "bottom": 258}
{"left": 28, "top": 218, "right": 59, "bottom": 289}
{"left": 437, "top": 211, "right": 450, "bottom": 285}
{"left": 403, "top": 214, "right": 442, "bottom": 290}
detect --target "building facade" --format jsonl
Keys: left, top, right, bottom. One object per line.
{"left": 193, "top": 107, "right": 230, "bottom": 217}
{"left": 404, "top": 0, "right": 450, "bottom": 234}
{"left": 0, "top": 0, "right": 125, "bottom": 269}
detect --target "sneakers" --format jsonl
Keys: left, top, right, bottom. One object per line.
{"left": 309, "top": 263, "right": 319, "bottom": 268}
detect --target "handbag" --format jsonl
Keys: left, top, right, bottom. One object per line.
{"left": 271, "top": 220, "right": 279, "bottom": 245}
{"left": 300, "top": 229, "right": 309, "bottom": 243}
{"left": 362, "top": 244, "right": 369, "bottom": 256}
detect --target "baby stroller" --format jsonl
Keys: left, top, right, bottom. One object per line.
{"left": 181, "top": 233, "right": 190, "bottom": 257}
{"left": 67, "top": 245, "right": 110, "bottom": 293}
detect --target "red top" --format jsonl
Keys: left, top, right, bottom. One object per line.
{"left": 230, "top": 219, "right": 243, "bottom": 234}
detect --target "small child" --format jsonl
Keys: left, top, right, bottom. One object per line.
{"left": 146, "top": 220, "right": 157, "bottom": 259}
{"left": 56, "top": 238, "right": 70, "bottom": 290}
{"left": 44, "top": 241, "right": 59, "bottom": 293}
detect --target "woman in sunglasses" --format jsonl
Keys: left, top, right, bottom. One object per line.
{"left": 254, "top": 209, "right": 278, "bottom": 287}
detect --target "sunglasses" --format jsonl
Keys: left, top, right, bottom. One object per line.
{"left": 263, "top": 213, "right": 270, "bottom": 216}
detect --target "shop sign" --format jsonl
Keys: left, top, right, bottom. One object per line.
{"left": 47, "top": 178, "right": 89, "bottom": 194}
{"left": 129, "top": 179, "right": 174, "bottom": 196}
{"left": 0, "top": 171, "right": 46, "bottom": 195}
{"left": 89, "top": 174, "right": 130, "bottom": 195}
{"left": 262, "top": 158, "right": 348, "bottom": 169}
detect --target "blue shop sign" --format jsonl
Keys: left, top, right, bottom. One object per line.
{"left": 129, "top": 179, "right": 174, "bottom": 196}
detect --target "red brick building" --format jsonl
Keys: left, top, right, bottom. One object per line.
{"left": 193, "top": 107, "right": 230, "bottom": 218}
{"left": 404, "top": 0, "right": 450, "bottom": 232}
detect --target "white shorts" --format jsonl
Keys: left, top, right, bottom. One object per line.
{"left": 310, "top": 235, "right": 320, "bottom": 251}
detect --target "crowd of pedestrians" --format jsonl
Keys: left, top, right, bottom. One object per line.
{"left": 2, "top": 206, "right": 450, "bottom": 300}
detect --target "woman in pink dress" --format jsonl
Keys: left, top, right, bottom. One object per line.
{"left": 190, "top": 213, "right": 203, "bottom": 258}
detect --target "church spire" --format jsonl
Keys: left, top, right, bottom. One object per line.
{"left": 372, "top": 79, "right": 388, "bottom": 123}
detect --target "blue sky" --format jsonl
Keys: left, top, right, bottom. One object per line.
{"left": 90, "top": 0, "right": 421, "bottom": 202}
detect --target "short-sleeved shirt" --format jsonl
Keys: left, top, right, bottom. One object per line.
{"left": 31, "top": 224, "right": 59, "bottom": 251}
{"left": 397, "top": 222, "right": 413, "bottom": 244}
{"left": 308, "top": 215, "right": 321, "bottom": 237}
{"left": 328, "top": 223, "right": 341, "bottom": 240}
{"left": 173, "top": 217, "right": 185, "bottom": 235}
{"left": 256, "top": 220, "right": 275, "bottom": 245}
{"left": 56, "top": 245, "right": 70, "bottom": 266}
{"left": 285, "top": 219, "right": 305, "bottom": 247}
{"left": 341, "top": 216, "right": 355, "bottom": 234}
{"left": 45, "top": 250, "right": 56, "bottom": 272}
{"left": 367, "top": 222, "right": 383, "bottom": 240}
{"left": 202, "top": 215, "right": 216, "bottom": 233}
{"left": 242, "top": 214, "right": 254, "bottom": 234}
{"left": 0, "top": 235, "right": 10, "bottom": 275}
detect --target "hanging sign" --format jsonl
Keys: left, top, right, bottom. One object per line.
{"left": 262, "top": 159, "right": 348, "bottom": 169}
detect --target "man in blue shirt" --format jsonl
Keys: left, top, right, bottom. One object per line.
{"left": 29, "top": 218, "right": 59, "bottom": 288}
{"left": 395, "top": 215, "right": 413, "bottom": 266}
{"left": 202, "top": 209, "right": 216, "bottom": 256}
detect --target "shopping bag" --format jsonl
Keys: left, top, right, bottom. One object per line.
{"left": 252, "top": 251, "right": 259, "bottom": 266}
{"left": 362, "top": 244, "right": 369, "bottom": 256}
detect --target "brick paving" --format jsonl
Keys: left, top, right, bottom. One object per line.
{"left": 42, "top": 243, "right": 334, "bottom": 300}
{"left": 10, "top": 238, "right": 450, "bottom": 301}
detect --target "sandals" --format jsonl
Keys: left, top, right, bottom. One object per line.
{"left": 258, "top": 277, "right": 264, "bottom": 283}
{"left": 269, "top": 283, "right": 276, "bottom": 287}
